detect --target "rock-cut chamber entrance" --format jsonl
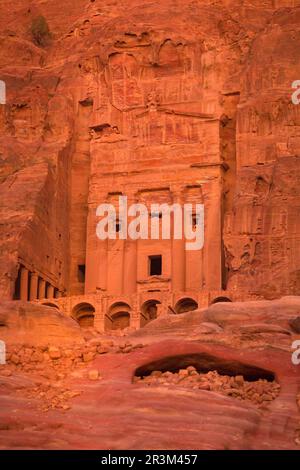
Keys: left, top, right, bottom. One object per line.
{"left": 133, "top": 353, "right": 280, "bottom": 407}
{"left": 72, "top": 302, "right": 95, "bottom": 328}
{"left": 105, "top": 302, "right": 131, "bottom": 331}
{"left": 134, "top": 353, "right": 275, "bottom": 381}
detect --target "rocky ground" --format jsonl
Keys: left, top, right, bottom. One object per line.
{"left": 134, "top": 367, "right": 281, "bottom": 408}
{"left": 0, "top": 297, "right": 300, "bottom": 450}
{"left": 1, "top": 339, "right": 143, "bottom": 412}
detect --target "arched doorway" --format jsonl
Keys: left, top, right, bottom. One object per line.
{"left": 211, "top": 296, "right": 232, "bottom": 305}
{"left": 42, "top": 302, "right": 59, "bottom": 309}
{"left": 106, "top": 302, "right": 131, "bottom": 331}
{"left": 174, "top": 298, "right": 198, "bottom": 314}
{"left": 72, "top": 302, "right": 95, "bottom": 328}
{"left": 140, "top": 300, "right": 161, "bottom": 327}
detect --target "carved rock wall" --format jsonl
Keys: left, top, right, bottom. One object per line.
{"left": 224, "top": 8, "right": 300, "bottom": 297}
{"left": 0, "top": 1, "right": 299, "bottom": 299}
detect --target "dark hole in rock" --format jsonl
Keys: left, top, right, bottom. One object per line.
{"left": 134, "top": 353, "right": 275, "bottom": 382}
{"left": 289, "top": 317, "right": 300, "bottom": 334}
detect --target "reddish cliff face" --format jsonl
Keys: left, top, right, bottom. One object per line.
{"left": 224, "top": 7, "right": 300, "bottom": 298}
{"left": 1, "top": 2, "right": 300, "bottom": 450}
{"left": 0, "top": 0, "right": 300, "bottom": 301}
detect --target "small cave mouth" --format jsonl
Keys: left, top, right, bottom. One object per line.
{"left": 134, "top": 353, "right": 275, "bottom": 382}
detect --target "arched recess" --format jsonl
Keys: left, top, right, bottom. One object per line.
{"left": 140, "top": 300, "right": 161, "bottom": 327}
{"left": 211, "top": 296, "right": 232, "bottom": 305}
{"left": 105, "top": 302, "right": 131, "bottom": 331}
{"left": 42, "top": 302, "right": 60, "bottom": 310}
{"left": 174, "top": 297, "right": 198, "bottom": 314}
{"left": 72, "top": 302, "right": 95, "bottom": 328}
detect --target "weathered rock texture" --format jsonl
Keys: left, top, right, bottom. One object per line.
{"left": 0, "top": 0, "right": 300, "bottom": 307}
{"left": 1, "top": 1, "right": 300, "bottom": 450}
{"left": 0, "top": 301, "right": 84, "bottom": 346}
{"left": 0, "top": 297, "right": 300, "bottom": 449}
{"left": 134, "top": 368, "right": 281, "bottom": 408}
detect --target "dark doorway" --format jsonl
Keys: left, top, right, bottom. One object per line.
{"left": 78, "top": 264, "right": 86, "bottom": 283}
{"left": 13, "top": 266, "right": 21, "bottom": 300}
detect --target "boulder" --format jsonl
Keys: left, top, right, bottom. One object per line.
{"left": 88, "top": 369, "right": 100, "bottom": 381}
{"left": 0, "top": 301, "right": 84, "bottom": 347}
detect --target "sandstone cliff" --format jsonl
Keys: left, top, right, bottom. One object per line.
{"left": 0, "top": 0, "right": 300, "bottom": 299}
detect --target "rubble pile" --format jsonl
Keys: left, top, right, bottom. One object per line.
{"left": 134, "top": 366, "right": 281, "bottom": 407}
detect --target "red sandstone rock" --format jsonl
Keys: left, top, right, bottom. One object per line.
{"left": 48, "top": 347, "right": 61, "bottom": 360}
{"left": 0, "top": 299, "right": 299, "bottom": 449}
{"left": 88, "top": 370, "right": 100, "bottom": 381}
{"left": 0, "top": 0, "right": 300, "bottom": 452}
{"left": 0, "top": 301, "right": 84, "bottom": 346}
{"left": 0, "top": 0, "right": 299, "bottom": 330}
{"left": 136, "top": 367, "right": 281, "bottom": 408}
{"left": 83, "top": 351, "right": 95, "bottom": 362}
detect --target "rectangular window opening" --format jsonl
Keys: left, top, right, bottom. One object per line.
{"left": 78, "top": 264, "right": 86, "bottom": 283}
{"left": 149, "top": 255, "right": 162, "bottom": 276}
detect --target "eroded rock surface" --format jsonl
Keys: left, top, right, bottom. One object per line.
{"left": 0, "top": 0, "right": 300, "bottom": 451}
{"left": 0, "top": 301, "right": 84, "bottom": 346}
{"left": 0, "top": 298, "right": 300, "bottom": 450}
{"left": 134, "top": 367, "right": 281, "bottom": 408}
{"left": 0, "top": 0, "right": 300, "bottom": 301}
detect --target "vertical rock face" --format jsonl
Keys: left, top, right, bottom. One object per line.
{"left": 224, "top": 7, "right": 300, "bottom": 297}
{"left": 0, "top": 0, "right": 299, "bottom": 301}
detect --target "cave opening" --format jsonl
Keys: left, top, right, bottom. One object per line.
{"left": 134, "top": 353, "right": 275, "bottom": 382}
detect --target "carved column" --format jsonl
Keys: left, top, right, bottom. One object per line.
{"left": 129, "top": 296, "right": 140, "bottom": 329}
{"left": 86, "top": 197, "right": 107, "bottom": 294}
{"left": 20, "top": 267, "right": 29, "bottom": 301}
{"left": 96, "top": 194, "right": 108, "bottom": 293}
{"left": 46, "top": 284, "right": 55, "bottom": 299}
{"left": 38, "top": 279, "right": 46, "bottom": 299}
{"left": 185, "top": 186, "right": 204, "bottom": 291}
{"left": 106, "top": 192, "right": 124, "bottom": 295}
{"left": 93, "top": 298, "right": 105, "bottom": 333}
{"left": 29, "top": 272, "right": 38, "bottom": 301}
{"left": 202, "top": 178, "right": 222, "bottom": 290}
{"left": 123, "top": 191, "right": 137, "bottom": 295}
{"left": 171, "top": 186, "right": 186, "bottom": 293}
{"left": 97, "top": 237, "right": 108, "bottom": 293}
